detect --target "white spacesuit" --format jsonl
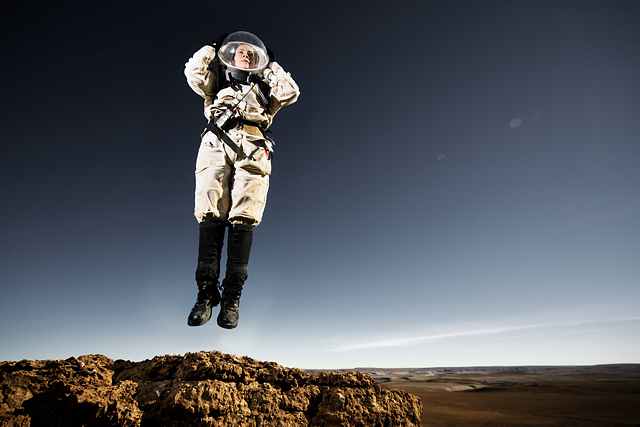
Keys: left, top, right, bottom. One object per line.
{"left": 184, "top": 31, "right": 299, "bottom": 329}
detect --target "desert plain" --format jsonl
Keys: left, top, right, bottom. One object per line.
{"left": 351, "top": 364, "right": 640, "bottom": 426}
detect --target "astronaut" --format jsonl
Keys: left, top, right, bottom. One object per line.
{"left": 184, "top": 31, "right": 299, "bottom": 329}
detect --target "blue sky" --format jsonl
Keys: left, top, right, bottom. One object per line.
{"left": 1, "top": 0, "right": 639, "bottom": 369}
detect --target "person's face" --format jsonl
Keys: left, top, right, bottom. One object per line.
{"left": 233, "top": 44, "right": 257, "bottom": 69}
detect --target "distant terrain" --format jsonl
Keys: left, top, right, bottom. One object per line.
{"left": 310, "top": 364, "right": 640, "bottom": 426}
{"left": 313, "top": 363, "right": 640, "bottom": 390}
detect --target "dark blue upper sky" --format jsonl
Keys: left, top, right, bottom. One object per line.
{"left": 1, "top": 0, "right": 639, "bottom": 368}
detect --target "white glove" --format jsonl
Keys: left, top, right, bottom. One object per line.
{"left": 261, "top": 66, "right": 278, "bottom": 87}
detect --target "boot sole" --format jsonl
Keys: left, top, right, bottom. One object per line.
{"left": 217, "top": 316, "right": 238, "bottom": 329}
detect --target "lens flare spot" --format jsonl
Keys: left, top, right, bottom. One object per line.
{"left": 510, "top": 118, "right": 522, "bottom": 128}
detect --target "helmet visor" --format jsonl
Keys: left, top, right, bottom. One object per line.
{"left": 218, "top": 31, "right": 269, "bottom": 73}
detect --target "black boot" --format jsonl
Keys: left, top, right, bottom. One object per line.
{"left": 188, "top": 220, "right": 226, "bottom": 326}
{"left": 217, "top": 223, "right": 253, "bottom": 329}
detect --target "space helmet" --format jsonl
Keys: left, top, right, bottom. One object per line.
{"left": 217, "top": 31, "right": 269, "bottom": 73}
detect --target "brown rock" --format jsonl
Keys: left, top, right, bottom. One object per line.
{"left": 1, "top": 351, "right": 421, "bottom": 426}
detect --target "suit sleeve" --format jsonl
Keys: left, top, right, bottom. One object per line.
{"left": 184, "top": 45, "right": 219, "bottom": 98}
{"left": 266, "top": 62, "right": 300, "bottom": 115}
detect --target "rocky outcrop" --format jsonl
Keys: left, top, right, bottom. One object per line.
{"left": 0, "top": 351, "right": 422, "bottom": 426}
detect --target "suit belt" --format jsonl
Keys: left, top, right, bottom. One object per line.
{"left": 224, "top": 119, "right": 265, "bottom": 139}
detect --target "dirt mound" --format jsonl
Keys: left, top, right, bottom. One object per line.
{"left": 0, "top": 351, "right": 422, "bottom": 426}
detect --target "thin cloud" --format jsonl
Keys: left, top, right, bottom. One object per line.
{"left": 325, "top": 317, "right": 640, "bottom": 352}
